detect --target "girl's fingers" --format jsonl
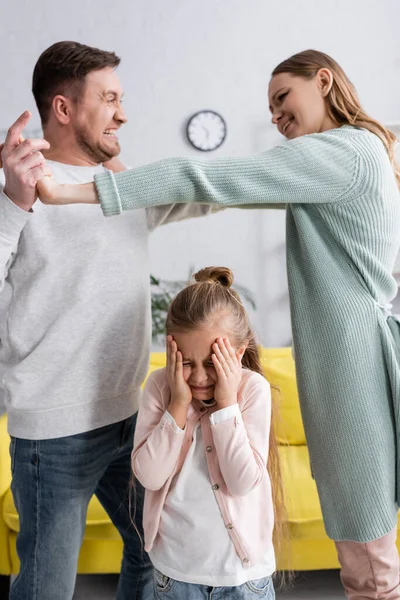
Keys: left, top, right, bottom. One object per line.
{"left": 213, "top": 340, "right": 230, "bottom": 376}
{"left": 175, "top": 350, "right": 183, "bottom": 377}
{"left": 166, "top": 335, "right": 173, "bottom": 360}
{"left": 222, "top": 338, "right": 242, "bottom": 371}
{"left": 175, "top": 350, "right": 187, "bottom": 385}
{"left": 221, "top": 338, "right": 236, "bottom": 368}
{"left": 171, "top": 342, "right": 177, "bottom": 369}
{"left": 167, "top": 337, "right": 183, "bottom": 381}
{"left": 212, "top": 353, "right": 224, "bottom": 377}
{"left": 167, "top": 336, "right": 176, "bottom": 377}
{"left": 171, "top": 339, "right": 178, "bottom": 356}
{"left": 225, "top": 338, "right": 237, "bottom": 361}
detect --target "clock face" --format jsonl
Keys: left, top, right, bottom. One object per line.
{"left": 186, "top": 110, "right": 227, "bottom": 151}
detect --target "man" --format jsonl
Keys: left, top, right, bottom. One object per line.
{"left": 0, "top": 41, "right": 218, "bottom": 600}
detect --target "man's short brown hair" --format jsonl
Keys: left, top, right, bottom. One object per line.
{"left": 32, "top": 41, "right": 120, "bottom": 125}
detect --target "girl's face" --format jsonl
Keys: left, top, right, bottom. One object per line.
{"left": 172, "top": 325, "right": 243, "bottom": 401}
{"left": 268, "top": 70, "right": 337, "bottom": 140}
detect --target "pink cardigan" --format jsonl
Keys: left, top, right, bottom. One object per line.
{"left": 132, "top": 367, "right": 275, "bottom": 568}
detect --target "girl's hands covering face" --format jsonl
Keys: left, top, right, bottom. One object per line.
{"left": 166, "top": 335, "right": 192, "bottom": 406}
{"left": 212, "top": 338, "right": 244, "bottom": 409}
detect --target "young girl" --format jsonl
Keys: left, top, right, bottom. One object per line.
{"left": 132, "top": 266, "right": 280, "bottom": 599}
{"left": 36, "top": 49, "right": 400, "bottom": 597}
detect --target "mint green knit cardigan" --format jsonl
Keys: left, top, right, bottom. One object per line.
{"left": 94, "top": 126, "right": 400, "bottom": 542}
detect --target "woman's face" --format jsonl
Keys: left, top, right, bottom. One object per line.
{"left": 268, "top": 70, "right": 336, "bottom": 140}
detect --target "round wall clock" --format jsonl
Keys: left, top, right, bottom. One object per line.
{"left": 186, "top": 110, "right": 227, "bottom": 152}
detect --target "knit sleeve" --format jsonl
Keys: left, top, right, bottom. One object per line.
{"left": 94, "top": 130, "right": 362, "bottom": 216}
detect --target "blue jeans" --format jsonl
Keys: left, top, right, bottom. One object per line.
{"left": 153, "top": 569, "right": 275, "bottom": 599}
{"left": 9, "top": 413, "right": 153, "bottom": 600}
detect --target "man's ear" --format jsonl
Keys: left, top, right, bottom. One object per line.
{"left": 52, "top": 95, "right": 74, "bottom": 125}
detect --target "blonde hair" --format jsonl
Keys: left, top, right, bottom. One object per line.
{"left": 166, "top": 267, "right": 288, "bottom": 576}
{"left": 272, "top": 49, "right": 400, "bottom": 188}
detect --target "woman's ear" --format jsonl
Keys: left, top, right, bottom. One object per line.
{"left": 317, "top": 68, "right": 333, "bottom": 98}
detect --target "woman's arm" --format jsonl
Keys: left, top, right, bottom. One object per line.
{"left": 37, "top": 129, "right": 364, "bottom": 213}
{"left": 92, "top": 129, "right": 363, "bottom": 216}
{"left": 36, "top": 176, "right": 98, "bottom": 205}
{"left": 35, "top": 155, "right": 127, "bottom": 205}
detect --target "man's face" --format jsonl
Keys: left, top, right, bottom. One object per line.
{"left": 70, "top": 67, "right": 127, "bottom": 163}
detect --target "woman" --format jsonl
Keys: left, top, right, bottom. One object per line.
{"left": 37, "top": 50, "right": 400, "bottom": 598}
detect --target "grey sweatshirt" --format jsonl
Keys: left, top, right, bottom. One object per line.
{"left": 0, "top": 161, "right": 216, "bottom": 440}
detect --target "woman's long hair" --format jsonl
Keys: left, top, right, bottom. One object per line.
{"left": 272, "top": 49, "right": 400, "bottom": 188}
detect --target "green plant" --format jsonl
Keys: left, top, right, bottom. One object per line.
{"left": 150, "top": 272, "right": 256, "bottom": 342}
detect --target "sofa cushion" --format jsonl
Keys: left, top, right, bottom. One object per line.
{"left": 261, "top": 348, "right": 306, "bottom": 445}
{"left": 278, "top": 444, "right": 327, "bottom": 540}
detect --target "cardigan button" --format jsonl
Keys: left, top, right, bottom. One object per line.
{"left": 212, "top": 484, "right": 220, "bottom": 491}
{"left": 243, "top": 557, "right": 249, "bottom": 564}
{"left": 226, "top": 523, "right": 233, "bottom": 529}
{"left": 206, "top": 446, "right": 212, "bottom": 453}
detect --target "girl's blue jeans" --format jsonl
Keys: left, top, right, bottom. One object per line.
{"left": 153, "top": 568, "right": 276, "bottom": 599}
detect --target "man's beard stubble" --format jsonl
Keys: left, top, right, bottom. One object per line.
{"left": 75, "top": 123, "right": 120, "bottom": 165}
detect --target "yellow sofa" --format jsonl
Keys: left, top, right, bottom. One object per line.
{"left": 1, "top": 348, "right": 398, "bottom": 586}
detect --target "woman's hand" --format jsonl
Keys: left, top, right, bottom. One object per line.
{"left": 36, "top": 172, "right": 62, "bottom": 204}
{"left": 212, "top": 338, "right": 243, "bottom": 409}
{"left": 36, "top": 175, "right": 98, "bottom": 206}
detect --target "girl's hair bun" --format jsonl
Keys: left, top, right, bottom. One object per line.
{"left": 194, "top": 266, "right": 234, "bottom": 288}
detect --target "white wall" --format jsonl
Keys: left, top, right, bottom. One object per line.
{"left": 1, "top": 0, "right": 399, "bottom": 349}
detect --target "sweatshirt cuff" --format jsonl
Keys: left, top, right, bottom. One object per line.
{"left": 0, "top": 191, "right": 32, "bottom": 234}
{"left": 93, "top": 170, "right": 122, "bottom": 216}
{"left": 210, "top": 403, "right": 240, "bottom": 425}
